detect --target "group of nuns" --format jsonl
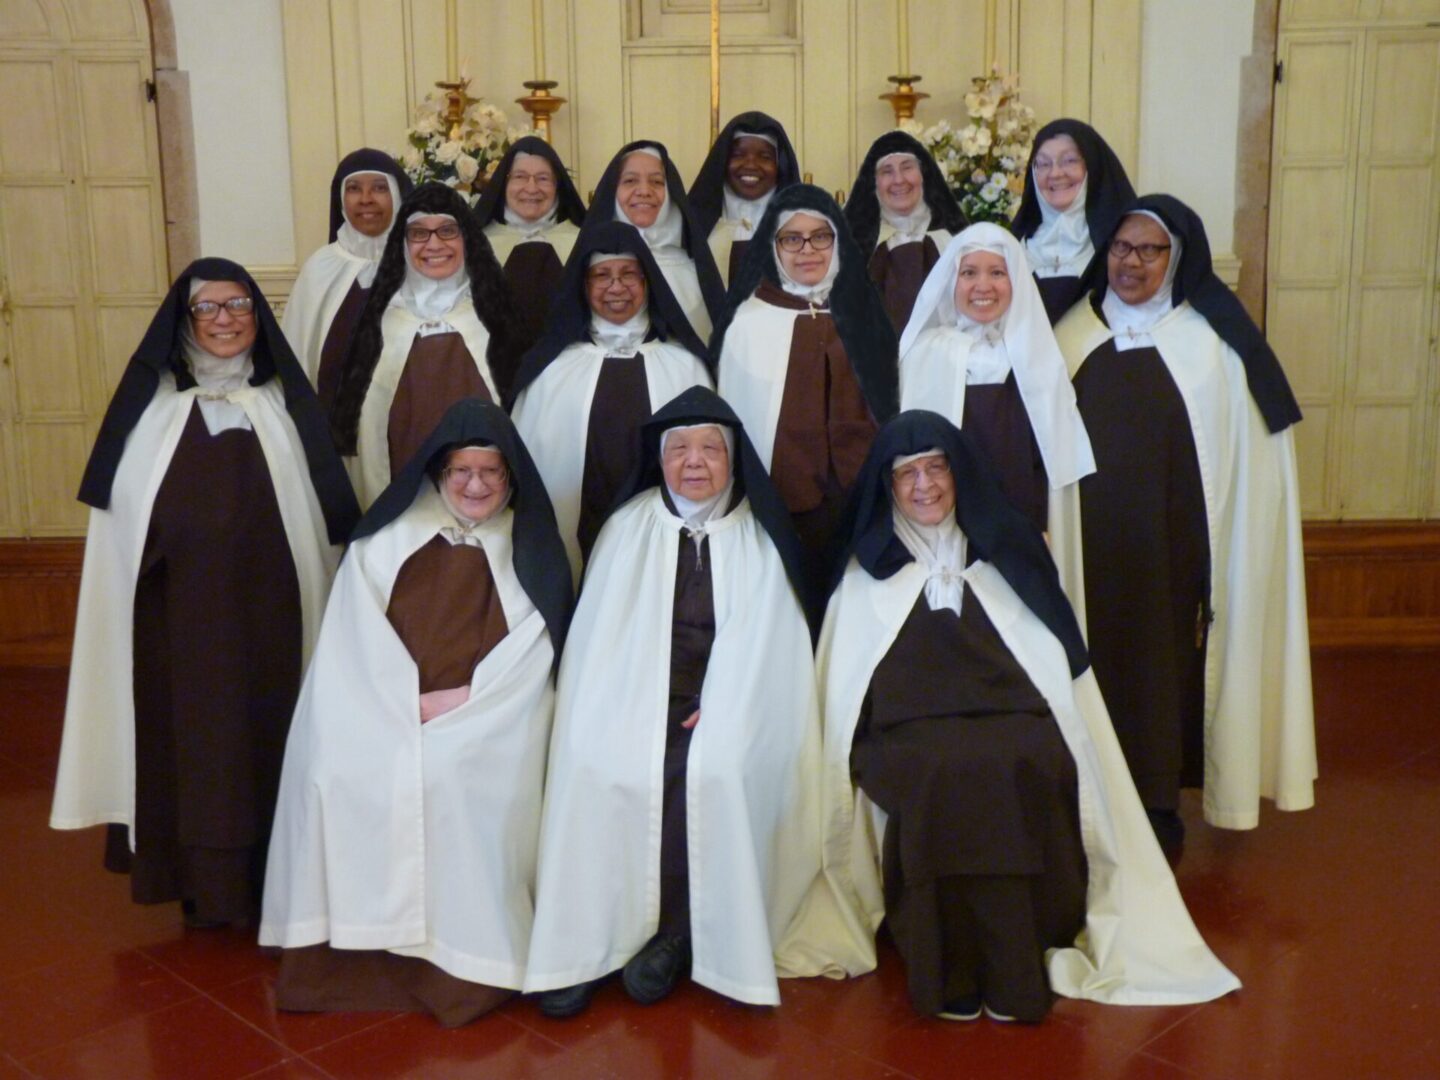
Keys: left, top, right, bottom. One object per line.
{"left": 53, "top": 110, "right": 1318, "bottom": 1029}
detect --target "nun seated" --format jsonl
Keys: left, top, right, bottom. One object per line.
{"left": 283, "top": 149, "right": 412, "bottom": 414}
{"left": 687, "top": 111, "right": 802, "bottom": 285}
{"left": 898, "top": 222, "right": 1094, "bottom": 533}
{"left": 510, "top": 220, "right": 714, "bottom": 582}
{"left": 1011, "top": 119, "right": 1136, "bottom": 325}
{"left": 845, "top": 131, "right": 969, "bottom": 334}
{"left": 260, "top": 398, "right": 571, "bottom": 1028}
{"left": 526, "top": 387, "right": 823, "bottom": 1018}
{"left": 329, "top": 180, "right": 522, "bottom": 508}
{"left": 816, "top": 410, "right": 1239, "bottom": 1023}
{"left": 472, "top": 136, "right": 588, "bottom": 394}
{"left": 584, "top": 140, "right": 726, "bottom": 341}
{"left": 51, "top": 259, "right": 359, "bottom": 929}
{"left": 715, "top": 183, "right": 898, "bottom": 604}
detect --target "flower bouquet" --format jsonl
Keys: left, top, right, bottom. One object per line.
{"left": 397, "top": 88, "right": 533, "bottom": 197}
{"left": 902, "top": 67, "right": 1038, "bottom": 224}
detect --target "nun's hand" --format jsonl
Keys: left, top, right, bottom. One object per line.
{"left": 682, "top": 709, "right": 700, "bottom": 729}
{"left": 420, "top": 686, "right": 471, "bottom": 723}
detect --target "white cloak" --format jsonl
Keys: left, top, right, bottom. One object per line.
{"left": 282, "top": 242, "right": 369, "bottom": 385}
{"left": 652, "top": 249, "right": 712, "bottom": 342}
{"left": 51, "top": 376, "right": 341, "bottom": 838}
{"left": 716, "top": 293, "right": 817, "bottom": 469}
{"left": 482, "top": 219, "right": 580, "bottom": 273}
{"left": 259, "top": 487, "right": 555, "bottom": 988}
{"left": 1049, "top": 300, "right": 1316, "bottom": 829}
{"left": 524, "top": 490, "right": 822, "bottom": 1005}
{"left": 354, "top": 300, "right": 498, "bottom": 508}
{"left": 510, "top": 340, "right": 713, "bottom": 583}
{"left": 810, "top": 556, "right": 1241, "bottom": 1004}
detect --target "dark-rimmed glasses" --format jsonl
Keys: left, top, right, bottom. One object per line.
{"left": 1108, "top": 239, "right": 1172, "bottom": 263}
{"left": 189, "top": 296, "right": 255, "bottom": 321}
{"left": 405, "top": 223, "right": 462, "bottom": 244}
{"left": 775, "top": 230, "right": 836, "bottom": 253}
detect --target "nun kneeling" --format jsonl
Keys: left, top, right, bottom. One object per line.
{"left": 260, "top": 399, "right": 571, "bottom": 1027}
{"left": 817, "top": 411, "right": 1238, "bottom": 1023}
{"left": 527, "top": 387, "right": 822, "bottom": 1017}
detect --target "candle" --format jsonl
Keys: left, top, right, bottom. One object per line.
{"left": 446, "top": 0, "right": 458, "bottom": 81}
{"left": 897, "top": 0, "right": 909, "bottom": 74}
{"left": 533, "top": 0, "right": 546, "bottom": 79}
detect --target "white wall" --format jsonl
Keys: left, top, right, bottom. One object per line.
{"left": 173, "top": 0, "right": 296, "bottom": 267}
{"left": 1138, "top": 0, "right": 1255, "bottom": 257}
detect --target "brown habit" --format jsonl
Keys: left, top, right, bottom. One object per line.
{"left": 962, "top": 372, "right": 1049, "bottom": 533}
{"left": 578, "top": 355, "right": 652, "bottom": 562}
{"left": 495, "top": 241, "right": 566, "bottom": 397}
{"left": 868, "top": 235, "right": 942, "bottom": 334}
{"left": 387, "top": 331, "right": 492, "bottom": 481}
{"left": 314, "top": 279, "right": 369, "bottom": 416}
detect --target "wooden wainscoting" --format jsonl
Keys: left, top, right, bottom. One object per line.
{"left": 2, "top": 523, "right": 1438, "bottom": 667}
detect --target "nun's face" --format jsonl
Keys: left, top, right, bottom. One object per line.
{"left": 1107, "top": 214, "right": 1172, "bottom": 305}
{"left": 953, "top": 250, "right": 1012, "bottom": 324}
{"left": 727, "top": 136, "right": 779, "bottom": 200}
{"left": 189, "top": 280, "right": 257, "bottom": 359}
{"left": 406, "top": 215, "right": 465, "bottom": 279}
{"left": 441, "top": 446, "right": 510, "bottom": 523}
{"left": 892, "top": 454, "right": 955, "bottom": 527}
{"left": 875, "top": 153, "right": 924, "bottom": 217}
{"left": 774, "top": 212, "right": 835, "bottom": 286}
{"left": 586, "top": 257, "right": 647, "bottom": 324}
{"left": 506, "top": 153, "right": 558, "bottom": 222}
{"left": 617, "top": 152, "right": 667, "bottom": 229}
{"left": 343, "top": 173, "right": 395, "bottom": 237}
{"left": 662, "top": 425, "right": 731, "bottom": 503}
{"left": 1033, "top": 135, "right": 1086, "bottom": 212}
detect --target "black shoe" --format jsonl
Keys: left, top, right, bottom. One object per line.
{"left": 937, "top": 995, "right": 982, "bottom": 1021}
{"left": 537, "top": 981, "right": 597, "bottom": 1019}
{"left": 622, "top": 933, "right": 691, "bottom": 1005}
{"left": 1146, "top": 808, "right": 1186, "bottom": 864}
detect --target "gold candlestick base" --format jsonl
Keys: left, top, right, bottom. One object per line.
{"left": 880, "top": 74, "right": 929, "bottom": 124}
{"left": 517, "top": 79, "right": 567, "bottom": 143}
{"left": 435, "top": 77, "right": 478, "bottom": 143}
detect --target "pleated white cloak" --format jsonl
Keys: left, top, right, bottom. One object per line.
{"left": 716, "top": 293, "right": 816, "bottom": 469}
{"left": 482, "top": 219, "right": 580, "bottom": 271}
{"left": 282, "top": 242, "right": 369, "bottom": 385}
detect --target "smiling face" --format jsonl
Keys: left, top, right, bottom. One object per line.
{"left": 616, "top": 151, "right": 668, "bottom": 229}
{"left": 774, "top": 212, "right": 836, "bottom": 286}
{"left": 1106, "top": 214, "right": 1172, "bottom": 305}
{"left": 1032, "top": 134, "right": 1086, "bottom": 212}
{"left": 405, "top": 214, "right": 465, "bottom": 280}
{"left": 343, "top": 172, "right": 395, "bottom": 237}
{"left": 953, "top": 250, "right": 1012, "bottom": 324}
{"left": 506, "top": 152, "right": 558, "bottom": 223}
{"left": 891, "top": 453, "right": 956, "bottom": 527}
{"left": 726, "top": 135, "right": 779, "bottom": 200}
{"left": 586, "top": 256, "right": 647, "bottom": 324}
{"left": 189, "top": 280, "right": 257, "bottom": 359}
{"left": 875, "top": 152, "right": 924, "bottom": 217}
{"left": 441, "top": 446, "right": 510, "bottom": 523}
{"left": 661, "top": 425, "right": 731, "bottom": 504}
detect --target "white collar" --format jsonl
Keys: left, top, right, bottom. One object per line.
{"left": 891, "top": 503, "right": 966, "bottom": 615}
{"left": 589, "top": 305, "right": 650, "bottom": 358}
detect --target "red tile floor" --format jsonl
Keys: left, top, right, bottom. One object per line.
{"left": 1, "top": 651, "right": 1438, "bottom": 1079}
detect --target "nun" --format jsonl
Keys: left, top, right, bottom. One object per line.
{"left": 526, "top": 388, "right": 823, "bottom": 1017}
{"left": 898, "top": 222, "right": 1094, "bottom": 532}
{"left": 330, "top": 180, "right": 521, "bottom": 508}
{"left": 472, "top": 136, "right": 588, "bottom": 393}
{"left": 510, "top": 220, "right": 713, "bottom": 581}
{"left": 686, "top": 111, "right": 802, "bottom": 285}
{"left": 260, "top": 399, "right": 570, "bottom": 1027}
{"left": 845, "top": 130, "right": 969, "bottom": 333}
{"left": 283, "top": 149, "right": 413, "bottom": 412}
{"left": 815, "top": 410, "right": 1240, "bottom": 1022}
{"left": 583, "top": 139, "right": 726, "bottom": 341}
{"left": 51, "top": 259, "right": 359, "bottom": 928}
{"left": 1050, "top": 195, "right": 1315, "bottom": 848}
{"left": 1010, "top": 119, "right": 1136, "bottom": 324}
{"left": 715, "top": 183, "right": 897, "bottom": 604}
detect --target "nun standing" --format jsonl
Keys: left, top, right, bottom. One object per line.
{"left": 686, "top": 112, "right": 802, "bottom": 285}
{"left": 845, "top": 131, "right": 969, "bottom": 334}
{"left": 510, "top": 220, "right": 713, "bottom": 581}
{"left": 472, "top": 136, "right": 588, "bottom": 394}
{"left": 1050, "top": 195, "right": 1315, "bottom": 847}
{"left": 283, "top": 149, "right": 413, "bottom": 413}
{"left": 898, "top": 222, "right": 1094, "bottom": 532}
{"left": 51, "top": 259, "right": 359, "bottom": 928}
{"left": 583, "top": 140, "right": 726, "bottom": 341}
{"left": 1010, "top": 119, "right": 1136, "bottom": 325}
{"left": 261, "top": 399, "right": 570, "bottom": 1028}
{"left": 330, "top": 181, "right": 521, "bottom": 508}
{"left": 715, "top": 183, "right": 897, "bottom": 604}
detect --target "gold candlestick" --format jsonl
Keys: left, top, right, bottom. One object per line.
{"left": 435, "top": 76, "right": 477, "bottom": 142}
{"left": 880, "top": 74, "right": 928, "bottom": 124}
{"left": 516, "top": 79, "right": 566, "bottom": 143}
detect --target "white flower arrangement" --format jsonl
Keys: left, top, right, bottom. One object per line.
{"left": 901, "top": 67, "right": 1037, "bottom": 224}
{"left": 398, "top": 88, "right": 532, "bottom": 197}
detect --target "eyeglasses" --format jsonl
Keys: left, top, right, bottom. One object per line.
{"left": 443, "top": 464, "right": 508, "bottom": 487}
{"left": 586, "top": 268, "right": 644, "bottom": 289}
{"left": 189, "top": 296, "right": 255, "bottom": 321}
{"left": 1033, "top": 154, "right": 1084, "bottom": 174}
{"left": 405, "top": 223, "right": 462, "bottom": 244}
{"left": 508, "top": 171, "right": 555, "bottom": 187}
{"left": 1107, "top": 239, "right": 1172, "bottom": 264}
{"left": 892, "top": 458, "right": 951, "bottom": 487}
{"left": 775, "top": 230, "right": 836, "bottom": 253}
